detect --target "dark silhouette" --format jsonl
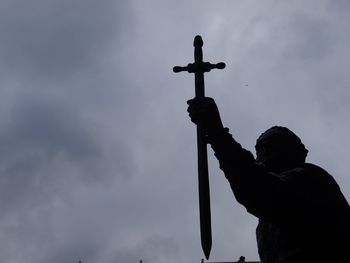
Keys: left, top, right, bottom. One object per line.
{"left": 187, "top": 97, "right": 350, "bottom": 263}
{"left": 174, "top": 35, "right": 225, "bottom": 259}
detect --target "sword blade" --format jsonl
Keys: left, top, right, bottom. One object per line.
{"left": 197, "top": 124, "right": 212, "bottom": 259}
{"left": 194, "top": 36, "right": 212, "bottom": 259}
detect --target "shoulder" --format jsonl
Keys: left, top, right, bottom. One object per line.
{"left": 278, "top": 163, "right": 340, "bottom": 195}
{"left": 280, "top": 163, "right": 332, "bottom": 181}
{"left": 297, "top": 163, "right": 346, "bottom": 201}
{"left": 302, "top": 163, "right": 330, "bottom": 175}
{"left": 302, "top": 163, "right": 338, "bottom": 185}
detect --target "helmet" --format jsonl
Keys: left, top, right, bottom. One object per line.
{"left": 255, "top": 126, "right": 308, "bottom": 172}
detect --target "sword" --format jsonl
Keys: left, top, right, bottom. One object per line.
{"left": 173, "top": 35, "right": 225, "bottom": 259}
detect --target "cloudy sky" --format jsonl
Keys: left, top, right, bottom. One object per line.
{"left": 1, "top": 0, "right": 350, "bottom": 262}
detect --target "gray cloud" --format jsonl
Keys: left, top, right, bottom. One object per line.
{"left": 0, "top": 0, "right": 349, "bottom": 262}
{"left": 0, "top": 0, "right": 131, "bottom": 79}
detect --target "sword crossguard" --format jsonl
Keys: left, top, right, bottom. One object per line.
{"left": 173, "top": 62, "right": 225, "bottom": 73}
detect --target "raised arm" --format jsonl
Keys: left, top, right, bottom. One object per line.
{"left": 187, "top": 97, "right": 308, "bottom": 224}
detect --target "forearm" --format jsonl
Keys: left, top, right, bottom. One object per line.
{"left": 208, "top": 128, "right": 260, "bottom": 203}
{"left": 208, "top": 128, "right": 256, "bottom": 173}
{"left": 207, "top": 128, "right": 282, "bottom": 219}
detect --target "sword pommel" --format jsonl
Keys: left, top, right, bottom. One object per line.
{"left": 194, "top": 35, "right": 203, "bottom": 47}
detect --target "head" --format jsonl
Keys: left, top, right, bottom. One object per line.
{"left": 255, "top": 126, "right": 308, "bottom": 173}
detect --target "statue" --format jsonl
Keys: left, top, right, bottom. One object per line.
{"left": 186, "top": 97, "right": 350, "bottom": 263}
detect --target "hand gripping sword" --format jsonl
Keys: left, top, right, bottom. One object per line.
{"left": 173, "top": 35, "right": 225, "bottom": 259}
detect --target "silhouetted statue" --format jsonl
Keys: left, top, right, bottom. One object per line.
{"left": 187, "top": 97, "right": 350, "bottom": 263}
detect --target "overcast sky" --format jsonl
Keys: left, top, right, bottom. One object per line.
{"left": 1, "top": 0, "right": 350, "bottom": 262}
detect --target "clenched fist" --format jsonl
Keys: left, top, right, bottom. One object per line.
{"left": 187, "top": 97, "right": 224, "bottom": 136}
